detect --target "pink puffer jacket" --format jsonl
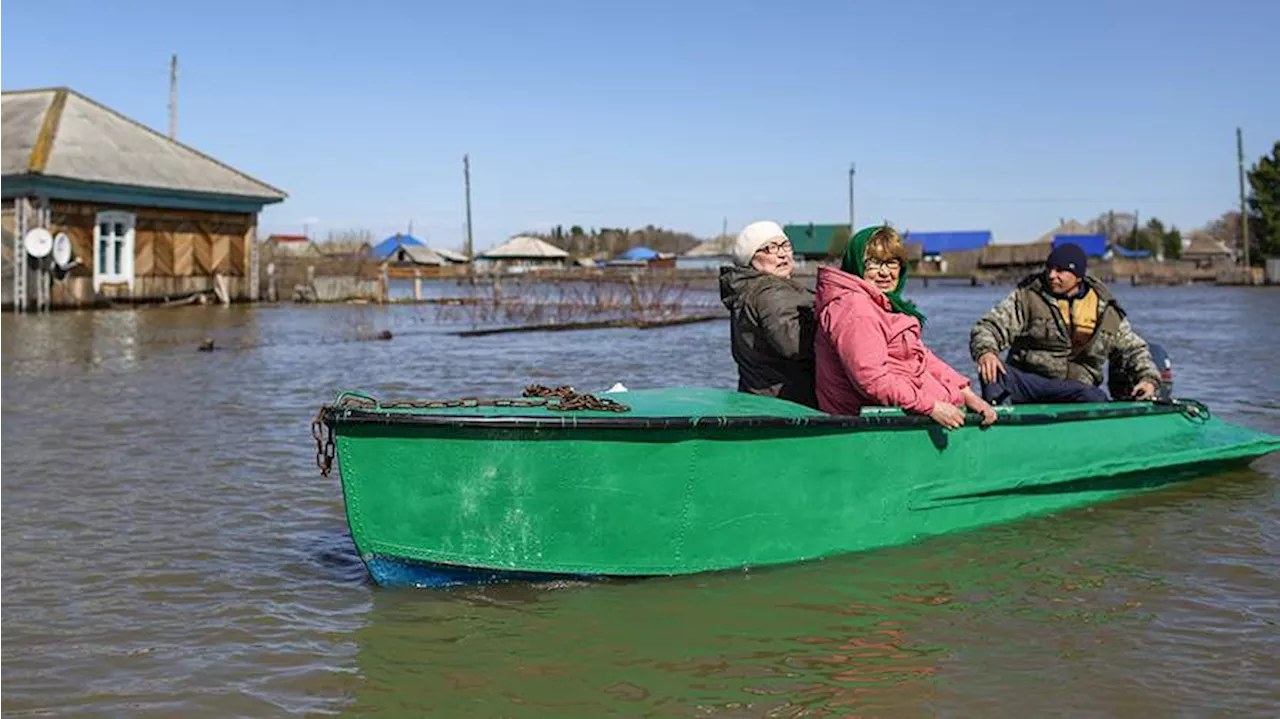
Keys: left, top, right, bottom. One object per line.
{"left": 814, "top": 266, "right": 970, "bottom": 416}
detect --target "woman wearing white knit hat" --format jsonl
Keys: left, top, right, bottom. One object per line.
{"left": 718, "top": 220, "right": 817, "bottom": 408}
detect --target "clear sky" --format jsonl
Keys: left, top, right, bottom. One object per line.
{"left": 3, "top": 0, "right": 1277, "bottom": 249}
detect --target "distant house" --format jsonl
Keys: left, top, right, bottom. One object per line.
{"left": 979, "top": 221, "right": 1096, "bottom": 272}
{"left": 615, "top": 245, "right": 660, "bottom": 262}
{"left": 265, "top": 234, "right": 318, "bottom": 257}
{"left": 375, "top": 233, "right": 471, "bottom": 278}
{"left": 903, "top": 230, "right": 992, "bottom": 275}
{"left": 478, "top": 235, "right": 568, "bottom": 272}
{"left": 372, "top": 232, "right": 423, "bottom": 260}
{"left": 374, "top": 233, "right": 469, "bottom": 265}
{"left": 609, "top": 245, "right": 675, "bottom": 269}
{"left": 433, "top": 248, "right": 470, "bottom": 264}
{"left": 1110, "top": 244, "right": 1152, "bottom": 260}
{"left": 1181, "top": 233, "right": 1236, "bottom": 269}
{"left": 1052, "top": 233, "right": 1108, "bottom": 258}
{"left": 980, "top": 242, "right": 1054, "bottom": 270}
{"left": 783, "top": 223, "right": 847, "bottom": 260}
{"left": 678, "top": 235, "right": 733, "bottom": 271}
{"left": 393, "top": 245, "right": 448, "bottom": 267}
{"left": 905, "top": 230, "right": 992, "bottom": 261}
{"left": 2, "top": 87, "right": 286, "bottom": 310}
{"left": 1031, "top": 219, "right": 1092, "bottom": 245}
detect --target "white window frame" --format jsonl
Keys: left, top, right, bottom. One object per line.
{"left": 94, "top": 211, "right": 136, "bottom": 291}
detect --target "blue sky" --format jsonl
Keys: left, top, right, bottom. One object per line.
{"left": 4, "top": 0, "right": 1277, "bottom": 249}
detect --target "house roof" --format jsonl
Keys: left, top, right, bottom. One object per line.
{"left": 617, "top": 245, "right": 660, "bottom": 261}
{"left": 433, "top": 247, "right": 470, "bottom": 263}
{"left": 683, "top": 236, "right": 733, "bottom": 257}
{"left": 783, "top": 223, "right": 848, "bottom": 258}
{"left": 394, "top": 245, "right": 446, "bottom": 265}
{"left": 1032, "top": 219, "right": 1092, "bottom": 244}
{"left": 1, "top": 87, "right": 285, "bottom": 202}
{"left": 372, "top": 233, "right": 424, "bottom": 259}
{"left": 905, "top": 230, "right": 992, "bottom": 254}
{"left": 1183, "top": 234, "right": 1235, "bottom": 258}
{"left": 1111, "top": 244, "right": 1152, "bottom": 259}
{"left": 480, "top": 236, "right": 569, "bottom": 259}
{"left": 1053, "top": 234, "right": 1108, "bottom": 257}
{"left": 268, "top": 234, "right": 310, "bottom": 243}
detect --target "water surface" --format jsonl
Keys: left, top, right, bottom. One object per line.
{"left": 3, "top": 282, "right": 1278, "bottom": 717}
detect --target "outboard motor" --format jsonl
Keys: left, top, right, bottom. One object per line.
{"left": 1109, "top": 342, "right": 1173, "bottom": 401}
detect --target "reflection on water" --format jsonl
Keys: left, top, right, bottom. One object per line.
{"left": 3, "top": 283, "right": 1279, "bottom": 717}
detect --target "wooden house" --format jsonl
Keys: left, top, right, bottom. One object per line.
{"left": 1181, "top": 233, "right": 1237, "bottom": 270}
{"left": 477, "top": 236, "right": 568, "bottom": 273}
{"left": 2, "top": 87, "right": 286, "bottom": 310}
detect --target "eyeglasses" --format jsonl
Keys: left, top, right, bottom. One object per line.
{"left": 756, "top": 241, "right": 792, "bottom": 256}
{"left": 864, "top": 258, "right": 901, "bottom": 272}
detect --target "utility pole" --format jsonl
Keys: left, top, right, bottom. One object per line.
{"left": 1237, "top": 127, "right": 1250, "bottom": 269}
{"left": 168, "top": 54, "right": 178, "bottom": 140}
{"left": 848, "top": 163, "right": 856, "bottom": 229}
{"left": 463, "top": 154, "right": 474, "bottom": 274}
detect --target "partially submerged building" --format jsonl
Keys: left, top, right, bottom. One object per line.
{"left": 677, "top": 235, "right": 734, "bottom": 271}
{"left": 2, "top": 87, "right": 286, "bottom": 310}
{"left": 477, "top": 236, "right": 568, "bottom": 273}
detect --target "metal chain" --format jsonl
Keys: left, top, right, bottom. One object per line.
{"left": 311, "top": 383, "right": 630, "bottom": 476}
{"left": 327, "top": 385, "right": 630, "bottom": 413}
{"left": 310, "top": 408, "right": 336, "bottom": 477}
{"left": 522, "top": 384, "right": 630, "bottom": 412}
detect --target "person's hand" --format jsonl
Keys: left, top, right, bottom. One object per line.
{"left": 1131, "top": 380, "right": 1158, "bottom": 401}
{"left": 977, "top": 352, "right": 1006, "bottom": 385}
{"left": 962, "top": 389, "right": 998, "bottom": 427}
{"left": 929, "top": 401, "right": 966, "bottom": 429}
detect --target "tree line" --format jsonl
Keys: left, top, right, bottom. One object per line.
{"left": 307, "top": 141, "right": 1280, "bottom": 264}
{"left": 1093, "top": 141, "right": 1279, "bottom": 263}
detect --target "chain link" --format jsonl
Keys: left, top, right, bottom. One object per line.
{"left": 521, "top": 384, "right": 631, "bottom": 412}
{"left": 311, "top": 408, "right": 337, "bottom": 477}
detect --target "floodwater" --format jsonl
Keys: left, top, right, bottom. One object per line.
{"left": 3, "top": 281, "right": 1279, "bottom": 717}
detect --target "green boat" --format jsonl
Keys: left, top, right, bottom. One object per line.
{"left": 313, "top": 387, "right": 1280, "bottom": 588}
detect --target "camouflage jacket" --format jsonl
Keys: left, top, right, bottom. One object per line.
{"left": 969, "top": 273, "right": 1161, "bottom": 389}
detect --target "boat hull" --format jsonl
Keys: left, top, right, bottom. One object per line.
{"left": 321, "top": 388, "right": 1280, "bottom": 588}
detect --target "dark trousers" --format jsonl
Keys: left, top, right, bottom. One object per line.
{"left": 981, "top": 364, "right": 1109, "bottom": 405}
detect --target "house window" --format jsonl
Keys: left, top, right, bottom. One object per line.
{"left": 94, "top": 211, "right": 135, "bottom": 290}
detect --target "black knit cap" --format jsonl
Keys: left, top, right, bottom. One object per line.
{"left": 1046, "top": 242, "right": 1088, "bottom": 278}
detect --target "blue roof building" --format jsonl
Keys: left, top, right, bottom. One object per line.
{"left": 372, "top": 233, "right": 424, "bottom": 260}
{"left": 1052, "top": 234, "right": 1108, "bottom": 258}
{"left": 905, "top": 230, "right": 992, "bottom": 256}
{"left": 616, "top": 246, "right": 661, "bottom": 262}
{"left": 1110, "top": 244, "right": 1152, "bottom": 259}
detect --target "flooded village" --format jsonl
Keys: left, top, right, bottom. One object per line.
{"left": 4, "top": 7, "right": 1280, "bottom": 717}
{"left": 4, "top": 88, "right": 1279, "bottom": 322}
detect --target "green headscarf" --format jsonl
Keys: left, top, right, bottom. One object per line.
{"left": 841, "top": 225, "right": 927, "bottom": 325}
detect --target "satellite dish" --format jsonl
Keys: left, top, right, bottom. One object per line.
{"left": 52, "top": 232, "right": 74, "bottom": 268}
{"left": 24, "top": 228, "right": 53, "bottom": 258}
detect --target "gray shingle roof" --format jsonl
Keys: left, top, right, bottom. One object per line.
{"left": 1, "top": 87, "right": 285, "bottom": 201}
{"left": 480, "top": 236, "right": 569, "bottom": 259}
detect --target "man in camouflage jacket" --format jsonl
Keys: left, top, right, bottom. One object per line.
{"left": 969, "top": 243, "right": 1162, "bottom": 404}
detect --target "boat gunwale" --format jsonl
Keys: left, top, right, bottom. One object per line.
{"left": 321, "top": 399, "right": 1203, "bottom": 432}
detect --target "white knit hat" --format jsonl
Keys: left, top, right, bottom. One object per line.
{"left": 733, "top": 220, "right": 787, "bottom": 267}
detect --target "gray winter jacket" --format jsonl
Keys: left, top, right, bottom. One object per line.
{"left": 719, "top": 266, "right": 817, "bottom": 407}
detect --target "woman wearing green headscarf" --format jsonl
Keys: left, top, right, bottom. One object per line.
{"left": 814, "top": 225, "right": 997, "bottom": 428}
